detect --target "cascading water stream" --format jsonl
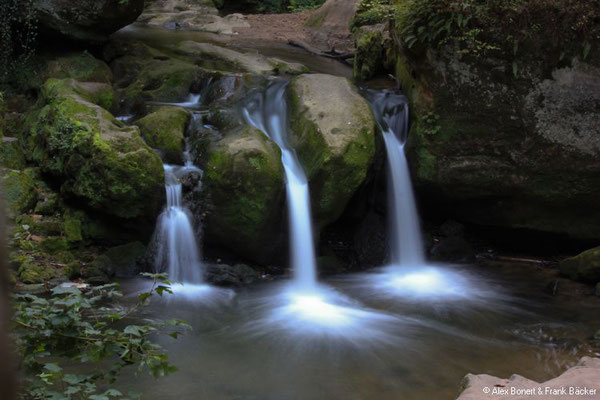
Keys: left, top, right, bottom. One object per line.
{"left": 242, "top": 81, "right": 318, "bottom": 291}
{"left": 154, "top": 149, "right": 204, "bottom": 284}
{"left": 366, "top": 90, "right": 425, "bottom": 268}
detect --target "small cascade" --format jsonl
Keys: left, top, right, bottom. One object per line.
{"left": 366, "top": 90, "right": 425, "bottom": 268}
{"left": 154, "top": 149, "right": 203, "bottom": 284}
{"left": 242, "top": 81, "right": 318, "bottom": 291}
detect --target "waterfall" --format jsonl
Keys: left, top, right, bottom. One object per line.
{"left": 366, "top": 90, "right": 425, "bottom": 267}
{"left": 154, "top": 154, "right": 204, "bottom": 284}
{"left": 242, "top": 81, "right": 318, "bottom": 290}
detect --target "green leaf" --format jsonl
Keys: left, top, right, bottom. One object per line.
{"left": 44, "top": 363, "right": 63, "bottom": 372}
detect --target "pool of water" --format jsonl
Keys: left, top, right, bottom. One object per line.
{"left": 117, "top": 262, "right": 600, "bottom": 400}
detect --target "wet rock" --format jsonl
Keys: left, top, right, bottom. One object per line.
{"left": 439, "top": 220, "right": 466, "bottom": 238}
{"left": 353, "top": 24, "right": 388, "bottom": 81}
{"left": 390, "top": 5, "right": 600, "bottom": 241}
{"left": 595, "top": 283, "right": 600, "bottom": 297}
{"left": 288, "top": 73, "right": 377, "bottom": 227}
{"left": 354, "top": 211, "right": 386, "bottom": 267}
{"left": 135, "top": 107, "right": 191, "bottom": 164}
{"left": 33, "top": 0, "right": 144, "bottom": 43}
{"left": 104, "top": 241, "right": 146, "bottom": 278}
{"left": 106, "top": 41, "right": 201, "bottom": 112}
{"left": 205, "top": 263, "right": 259, "bottom": 286}
{"left": 25, "top": 72, "right": 164, "bottom": 221}
{"left": 200, "top": 125, "right": 285, "bottom": 264}
{"left": 456, "top": 357, "right": 600, "bottom": 400}
{"left": 430, "top": 236, "right": 475, "bottom": 263}
{"left": 559, "top": 247, "right": 600, "bottom": 283}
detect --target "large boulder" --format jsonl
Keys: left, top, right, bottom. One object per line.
{"left": 199, "top": 125, "right": 285, "bottom": 264}
{"left": 135, "top": 107, "right": 191, "bottom": 164}
{"left": 559, "top": 247, "right": 600, "bottom": 283}
{"left": 288, "top": 73, "right": 377, "bottom": 227}
{"left": 389, "top": 1, "right": 600, "bottom": 241}
{"left": 24, "top": 74, "right": 164, "bottom": 221}
{"left": 33, "top": 0, "right": 144, "bottom": 43}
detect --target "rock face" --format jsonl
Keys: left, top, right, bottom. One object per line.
{"left": 456, "top": 357, "right": 600, "bottom": 400}
{"left": 393, "top": 44, "right": 600, "bottom": 241}
{"left": 288, "top": 73, "right": 377, "bottom": 227}
{"left": 200, "top": 125, "right": 285, "bottom": 264}
{"left": 135, "top": 107, "right": 191, "bottom": 164}
{"left": 24, "top": 56, "right": 164, "bottom": 221}
{"left": 177, "top": 41, "right": 307, "bottom": 75}
{"left": 33, "top": 0, "right": 144, "bottom": 42}
{"left": 560, "top": 247, "right": 600, "bottom": 283}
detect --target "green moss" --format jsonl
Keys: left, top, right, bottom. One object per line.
{"left": 25, "top": 78, "right": 165, "bottom": 220}
{"left": 0, "top": 137, "right": 26, "bottom": 169}
{"left": 353, "top": 28, "right": 384, "bottom": 81}
{"left": 103, "top": 241, "right": 146, "bottom": 277}
{"left": 135, "top": 107, "right": 190, "bottom": 163}
{"left": 202, "top": 125, "right": 284, "bottom": 259}
{"left": 64, "top": 216, "right": 83, "bottom": 242}
{"left": 17, "top": 258, "right": 55, "bottom": 284}
{"left": 39, "top": 237, "right": 69, "bottom": 254}
{"left": 2, "top": 169, "right": 37, "bottom": 217}
{"left": 42, "top": 78, "right": 115, "bottom": 110}
{"left": 559, "top": 247, "right": 600, "bottom": 283}
{"left": 44, "top": 52, "right": 113, "bottom": 84}
{"left": 416, "top": 147, "right": 437, "bottom": 181}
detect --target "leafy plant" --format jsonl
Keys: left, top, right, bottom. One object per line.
{"left": 12, "top": 273, "right": 190, "bottom": 400}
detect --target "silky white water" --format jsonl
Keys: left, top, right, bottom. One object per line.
{"left": 155, "top": 162, "right": 203, "bottom": 284}
{"left": 367, "top": 90, "right": 425, "bottom": 267}
{"left": 242, "top": 81, "right": 318, "bottom": 291}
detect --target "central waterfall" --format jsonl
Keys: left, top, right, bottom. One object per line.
{"left": 155, "top": 151, "right": 204, "bottom": 284}
{"left": 366, "top": 90, "right": 425, "bottom": 268}
{"left": 242, "top": 81, "right": 318, "bottom": 291}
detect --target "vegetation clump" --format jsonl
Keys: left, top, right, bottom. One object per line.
{"left": 12, "top": 273, "right": 190, "bottom": 400}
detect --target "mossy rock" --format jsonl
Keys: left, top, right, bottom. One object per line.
{"left": 42, "top": 78, "right": 115, "bottom": 110}
{"left": 25, "top": 78, "right": 164, "bottom": 221}
{"left": 82, "top": 255, "right": 113, "bottom": 284}
{"left": 104, "top": 241, "right": 146, "bottom": 277}
{"left": 64, "top": 216, "right": 83, "bottom": 243}
{"left": 135, "top": 107, "right": 190, "bottom": 164}
{"left": 2, "top": 169, "right": 38, "bottom": 217}
{"left": 353, "top": 25, "right": 386, "bottom": 81}
{"left": 39, "top": 237, "right": 69, "bottom": 254}
{"left": 201, "top": 125, "right": 285, "bottom": 263}
{"left": 42, "top": 52, "right": 113, "bottom": 85}
{"left": 288, "top": 74, "right": 377, "bottom": 227}
{"left": 0, "top": 137, "right": 27, "bottom": 170}
{"left": 17, "top": 258, "right": 56, "bottom": 284}
{"left": 559, "top": 247, "right": 600, "bottom": 283}
{"left": 108, "top": 43, "right": 201, "bottom": 112}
